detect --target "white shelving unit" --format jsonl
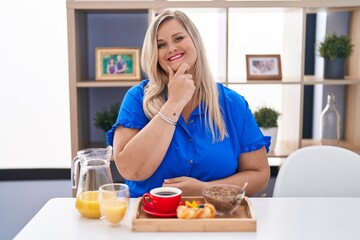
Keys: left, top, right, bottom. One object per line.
{"left": 67, "top": 0, "right": 360, "bottom": 158}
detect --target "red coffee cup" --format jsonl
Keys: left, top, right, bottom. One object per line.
{"left": 142, "top": 187, "right": 182, "bottom": 213}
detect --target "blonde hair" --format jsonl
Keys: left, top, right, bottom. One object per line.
{"left": 141, "top": 9, "right": 226, "bottom": 141}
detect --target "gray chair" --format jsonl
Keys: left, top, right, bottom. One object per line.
{"left": 273, "top": 145, "right": 360, "bottom": 197}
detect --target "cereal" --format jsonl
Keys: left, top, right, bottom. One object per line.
{"left": 202, "top": 185, "right": 245, "bottom": 215}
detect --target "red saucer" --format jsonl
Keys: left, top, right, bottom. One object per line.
{"left": 142, "top": 205, "right": 177, "bottom": 218}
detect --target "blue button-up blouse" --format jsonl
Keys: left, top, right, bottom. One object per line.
{"left": 107, "top": 80, "right": 270, "bottom": 197}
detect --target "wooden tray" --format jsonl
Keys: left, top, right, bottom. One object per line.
{"left": 132, "top": 196, "right": 256, "bottom": 232}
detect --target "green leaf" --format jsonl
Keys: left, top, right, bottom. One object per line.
{"left": 319, "top": 33, "right": 354, "bottom": 60}
{"left": 93, "top": 102, "right": 120, "bottom": 132}
{"left": 253, "top": 106, "right": 280, "bottom": 129}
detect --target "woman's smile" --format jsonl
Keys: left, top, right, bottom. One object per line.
{"left": 168, "top": 53, "right": 184, "bottom": 62}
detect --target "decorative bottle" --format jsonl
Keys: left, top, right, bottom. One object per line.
{"left": 320, "top": 93, "right": 340, "bottom": 144}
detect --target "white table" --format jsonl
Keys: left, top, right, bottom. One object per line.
{"left": 15, "top": 197, "right": 360, "bottom": 240}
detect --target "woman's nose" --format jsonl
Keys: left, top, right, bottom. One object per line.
{"left": 168, "top": 44, "right": 177, "bottom": 53}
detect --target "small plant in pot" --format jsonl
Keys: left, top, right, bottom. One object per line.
{"left": 94, "top": 102, "right": 120, "bottom": 146}
{"left": 319, "top": 33, "right": 354, "bottom": 79}
{"left": 254, "top": 106, "right": 280, "bottom": 153}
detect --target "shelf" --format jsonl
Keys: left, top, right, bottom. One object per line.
{"left": 268, "top": 157, "right": 285, "bottom": 167}
{"left": 228, "top": 80, "right": 301, "bottom": 85}
{"left": 306, "top": 6, "right": 360, "bottom": 14}
{"left": 302, "top": 139, "right": 360, "bottom": 155}
{"left": 67, "top": 1, "right": 360, "bottom": 161}
{"left": 304, "top": 75, "right": 360, "bottom": 85}
{"left": 67, "top": 1, "right": 360, "bottom": 10}
{"left": 265, "top": 139, "right": 360, "bottom": 158}
{"left": 76, "top": 76, "right": 360, "bottom": 87}
{"left": 77, "top": 80, "right": 140, "bottom": 88}
{"left": 267, "top": 140, "right": 299, "bottom": 158}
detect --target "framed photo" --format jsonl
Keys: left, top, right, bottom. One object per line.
{"left": 246, "top": 54, "right": 282, "bottom": 80}
{"left": 95, "top": 47, "right": 141, "bottom": 81}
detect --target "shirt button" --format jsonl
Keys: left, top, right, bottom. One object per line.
{"left": 188, "top": 160, "right": 193, "bottom": 164}
{"left": 189, "top": 120, "right": 194, "bottom": 124}
{"left": 189, "top": 138, "right": 193, "bottom": 142}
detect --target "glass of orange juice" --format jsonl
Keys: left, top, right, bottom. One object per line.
{"left": 99, "top": 183, "right": 129, "bottom": 226}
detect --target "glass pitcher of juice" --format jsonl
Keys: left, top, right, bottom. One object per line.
{"left": 71, "top": 146, "right": 114, "bottom": 218}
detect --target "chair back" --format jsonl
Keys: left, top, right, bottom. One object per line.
{"left": 273, "top": 145, "right": 360, "bottom": 197}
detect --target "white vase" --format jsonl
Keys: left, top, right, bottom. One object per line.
{"left": 260, "top": 127, "right": 278, "bottom": 153}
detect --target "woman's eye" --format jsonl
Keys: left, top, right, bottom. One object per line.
{"left": 157, "top": 43, "right": 165, "bottom": 49}
{"left": 174, "top": 36, "right": 184, "bottom": 42}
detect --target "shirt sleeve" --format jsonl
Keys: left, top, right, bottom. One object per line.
{"left": 107, "top": 81, "right": 149, "bottom": 146}
{"left": 220, "top": 85, "right": 271, "bottom": 154}
{"left": 237, "top": 98, "right": 271, "bottom": 153}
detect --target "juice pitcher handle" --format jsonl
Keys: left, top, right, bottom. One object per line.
{"left": 71, "top": 156, "right": 81, "bottom": 189}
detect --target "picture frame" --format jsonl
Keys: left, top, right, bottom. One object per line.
{"left": 95, "top": 47, "right": 141, "bottom": 81}
{"left": 245, "top": 54, "right": 282, "bottom": 80}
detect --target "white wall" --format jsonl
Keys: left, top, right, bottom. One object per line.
{"left": 0, "top": 0, "right": 71, "bottom": 168}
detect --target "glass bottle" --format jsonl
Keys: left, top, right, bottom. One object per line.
{"left": 320, "top": 93, "right": 340, "bottom": 144}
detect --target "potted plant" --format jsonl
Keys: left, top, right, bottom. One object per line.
{"left": 94, "top": 102, "right": 120, "bottom": 146}
{"left": 254, "top": 106, "right": 280, "bottom": 153}
{"left": 319, "top": 33, "right": 354, "bottom": 79}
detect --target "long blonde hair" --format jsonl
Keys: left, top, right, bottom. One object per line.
{"left": 141, "top": 9, "right": 226, "bottom": 141}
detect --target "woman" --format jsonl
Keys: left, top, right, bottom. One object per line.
{"left": 107, "top": 9, "right": 271, "bottom": 197}
{"left": 106, "top": 58, "right": 116, "bottom": 74}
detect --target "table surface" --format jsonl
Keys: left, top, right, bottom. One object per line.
{"left": 15, "top": 197, "right": 360, "bottom": 240}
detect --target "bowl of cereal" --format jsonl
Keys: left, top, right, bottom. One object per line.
{"left": 202, "top": 184, "right": 246, "bottom": 215}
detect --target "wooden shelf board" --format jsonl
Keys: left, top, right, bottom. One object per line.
{"left": 267, "top": 140, "right": 299, "bottom": 158}
{"left": 304, "top": 75, "right": 360, "bottom": 85}
{"left": 77, "top": 80, "right": 140, "bottom": 88}
{"left": 302, "top": 139, "right": 360, "bottom": 154}
{"left": 67, "top": 1, "right": 360, "bottom": 10}
{"left": 229, "top": 80, "right": 301, "bottom": 85}
{"left": 268, "top": 157, "right": 285, "bottom": 167}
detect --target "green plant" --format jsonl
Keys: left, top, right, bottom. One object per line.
{"left": 319, "top": 33, "right": 354, "bottom": 60}
{"left": 254, "top": 106, "right": 280, "bottom": 129}
{"left": 94, "top": 102, "right": 120, "bottom": 132}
